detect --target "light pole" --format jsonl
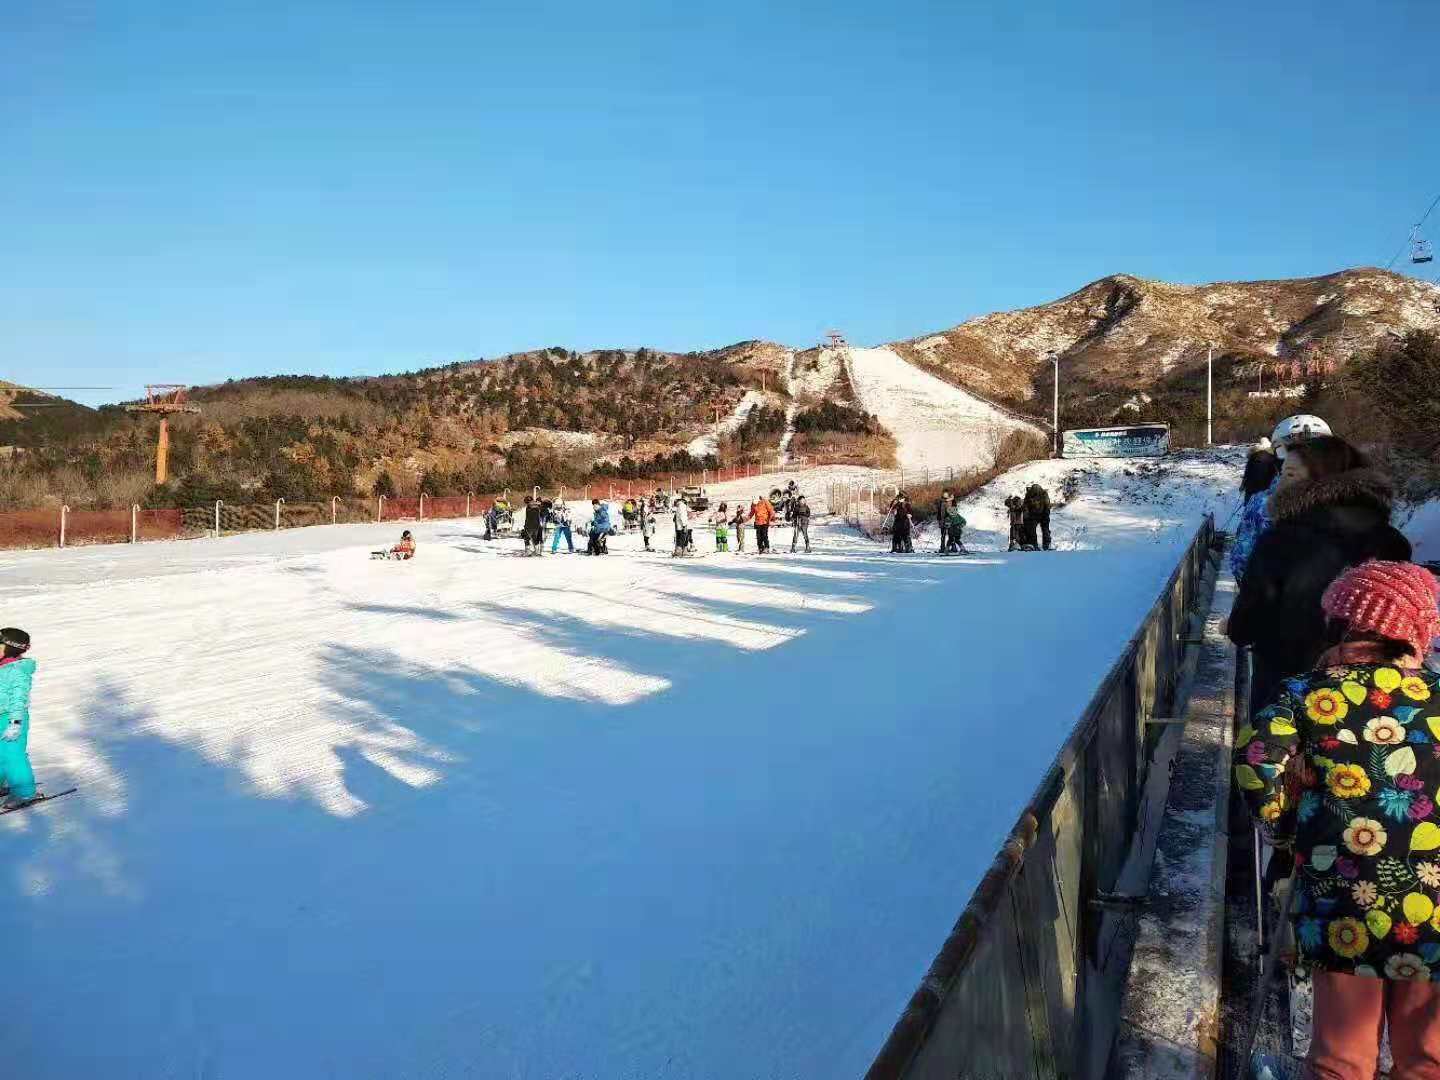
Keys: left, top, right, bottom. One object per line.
{"left": 1051, "top": 353, "right": 1060, "bottom": 457}
{"left": 1206, "top": 343, "right": 1214, "bottom": 447}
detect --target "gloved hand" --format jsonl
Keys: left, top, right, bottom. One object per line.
{"left": 1, "top": 720, "right": 20, "bottom": 742}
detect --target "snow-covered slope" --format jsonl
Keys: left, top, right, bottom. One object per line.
{"left": 845, "top": 346, "right": 1045, "bottom": 471}
{"left": 685, "top": 388, "right": 767, "bottom": 459}
{"left": 1, "top": 459, "right": 1233, "bottom": 1078}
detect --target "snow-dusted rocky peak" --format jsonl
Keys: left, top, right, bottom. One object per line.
{"left": 890, "top": 268, "right": 1440, "bottom": 408}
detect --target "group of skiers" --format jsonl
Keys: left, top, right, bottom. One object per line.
{"left": 471, "top": 481, "right": 815, "bottom": 560}
{"left": 885, "top": 482, "right": 1052, "bottom": 556}
{"left": 1225, "top": 413, "right": 1440, "bottom": 1079}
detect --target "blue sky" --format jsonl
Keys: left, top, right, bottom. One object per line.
{"left": 3, "top": 1, "right": 1437, "bottom": 407}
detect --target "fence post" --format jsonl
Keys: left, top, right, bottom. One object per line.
{"left": 215, "top": 500, "right": 223, "bottom": 538}
{"left": 59, "top": 505, "right": 69, "bottom": 548}
{"left": 131, "top": 504, "right": 139, "bottom": 543}
{"left": 377, "top": 495, "right": 385, "bottom": 522}
{"left": 274, "top": 498, "right": 284, "bottom": 530}
{"left": 419, "top": 493, "right": 427, "bottom": 521}
{"left": 465, "top": 492, "right": 472, "bottom": 518}
{"left": 331, "top": 496, "right": 339, "bottom": 525}
{"left": 532, "top": 485, "right": 539, "bottom": 502}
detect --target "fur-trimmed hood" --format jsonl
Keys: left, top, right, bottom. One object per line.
{"left": 1270, "top": 467, "right": 1395, "bottom": 523}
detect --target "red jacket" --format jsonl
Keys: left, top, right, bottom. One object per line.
{"left": 750, "top": 499, "right": 775, "bottom": 525}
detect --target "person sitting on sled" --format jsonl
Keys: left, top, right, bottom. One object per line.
{"left": 0, "top": 628, "right": 38, "bottom": 809}
{"left": 390, "top": 530, "right": 416, "bottom": 560}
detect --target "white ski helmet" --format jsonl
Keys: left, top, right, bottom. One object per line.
{"left": 1271, "top": 414, "right": 1331, "bottom": 455}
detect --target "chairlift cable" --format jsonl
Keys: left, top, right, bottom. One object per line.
{"left": 1385, "top": 191, "right": 1440, "bottom": 270}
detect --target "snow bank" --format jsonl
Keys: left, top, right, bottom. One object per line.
{"left": 845, "top": 346, "right": 1044, "bottom": 472}
{"left": 1, "top": 456, "right": 1236, "bottom": 1078}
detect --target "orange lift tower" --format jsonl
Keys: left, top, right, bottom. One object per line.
{"left": 125, "top": 385, "right": 200, "bottom": 484}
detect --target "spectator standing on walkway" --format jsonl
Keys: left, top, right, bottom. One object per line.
{"left": 1227, "top": 436, "right": 1412, "bottom": 713}
{"left": 1236, "top": 560, "right": 1440, "bottom": 1080}
{"left": 1231, "top": 414, "right": 1333, "bottom": 581}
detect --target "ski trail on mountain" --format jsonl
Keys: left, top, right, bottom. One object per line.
{"left": 779, "top": 350, "right": 798, "bottom": 465}
{"left": 845, "top": 346, "right": 1044, "bottom": 472}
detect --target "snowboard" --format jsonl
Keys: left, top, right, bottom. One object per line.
{"left": 1, "top": 787, "right": 77, "bottom": 816}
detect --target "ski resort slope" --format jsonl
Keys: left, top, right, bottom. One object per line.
{"left": 685, "top": 389, "right": 767, "bottom": 460}
{"left": 844, "top": 346, "right": 1045, "bottom": 471}
{"left": 0, "top": 456, "right": 1238, "bottom": 1080}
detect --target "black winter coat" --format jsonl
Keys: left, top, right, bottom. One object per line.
{"left": 1023, "top": 486, "right": 1050, "bottom": 523}
{"left": 523, "top": 504, "right": 544, "bottom": 533}
{"left": 1227, "top": 468, "right": 1412, "bottom": 680}
{"left": 1240, "top": 449, "right": 1280, "bottom": 499}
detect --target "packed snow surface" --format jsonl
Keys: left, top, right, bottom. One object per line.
{"left": 2, "top": 452, "right": 1240, "bottom": 1078}
{"left": 844, "top": 346, "right": 1044, "bottom": 471}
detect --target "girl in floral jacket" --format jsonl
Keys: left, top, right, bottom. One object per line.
{"left": 1237, "top": 559, "right": 1440, "bottom": 1078}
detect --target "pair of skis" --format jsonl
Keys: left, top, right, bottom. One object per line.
{"left": 1, "top": 787, "right": 77, "bottom": 816}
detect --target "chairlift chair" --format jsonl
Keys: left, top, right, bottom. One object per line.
{"left": 1412, "top": 225, "right": 1434, "bottom": 264}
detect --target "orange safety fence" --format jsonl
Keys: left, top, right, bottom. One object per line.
{"left": 0, "top": 509, "right": 62, "bottom": 549}
{"left": 380, "top": 497, "right": 421, "bottom": 521}
{"left": 424, "top": 496, "right": 470, "bottom": 518}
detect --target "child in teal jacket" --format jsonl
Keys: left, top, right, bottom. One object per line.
{"left": 0, "top": 627, "right": 37, "bottom": 805}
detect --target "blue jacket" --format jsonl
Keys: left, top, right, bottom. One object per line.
{"left": 0, "top": 658, "right": 35, "bottom": 745}
{"left": 0, "top": 657, "right": 37, "bottom": 800}
{"left": 591, "top": 503, "right": 613, "bottom": 533}
{"left": 1230, "top": 480, "right": 1276, "bottom": 581}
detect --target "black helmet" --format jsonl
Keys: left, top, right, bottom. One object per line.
{"left": 0, "top": 627, "right": 30, "bottom": 653}
{"left": 401, "top": 530, "right": 413, "bottom": 539}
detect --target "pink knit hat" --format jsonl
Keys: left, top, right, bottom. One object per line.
{"left": 1321, "top": 560, "right": 1440, "bottom": 661}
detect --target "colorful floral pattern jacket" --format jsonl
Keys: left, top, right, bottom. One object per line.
{"left": 1238, "top": 663, "right": 1440, "bottom": 979}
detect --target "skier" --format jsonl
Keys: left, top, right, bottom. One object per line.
{"left": 521, "top": 496, "right": 545, "bottom": 555}
{"left": 730, "top": 503, "right": 747, "bottom": 553}
{"left": 890, "top": 495, "right": 914, "bottom": 553}
{"left": 637, "top": 496, "right": 654, "bottom": 551}
{"left": 1023, "top": 484, "right": 1052, "bottom": 551}
{"left": 549, "top": 500, "right": 575, "bottom": 553}
{"left": 790, "top": 495, "right": 812, "bottom": 553}
{"left": 934, "top": 489, "right": 953, "bottom": 553}
{"left": 749, "top": 494, "right": 776, "bottom": 554}
{"left": 622, "top": 499, "right": 638, "bottom": 530}
{"left": 483, "top": 503, "right": 500, "bottom": 540}
{"left": 672, "top": 496, "right": 693, "bottom": 556}
{"left": 713, "top": 503, "right": 730, "bottom": 553}
{"left": 946, "top": 505, "right": 969, "bottom": 554}
{"left": 587, "top": 499, "right": 613, "bottom": 556}
{"left": 0, "top": 628, "right": 37, "bottom": 808}
{"left": 1005, "top": 495, "right": 1025, "bottom": 551}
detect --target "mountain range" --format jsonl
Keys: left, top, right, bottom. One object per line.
{"left": 1, "top": 267, "right": 1436, "bottom": 508}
